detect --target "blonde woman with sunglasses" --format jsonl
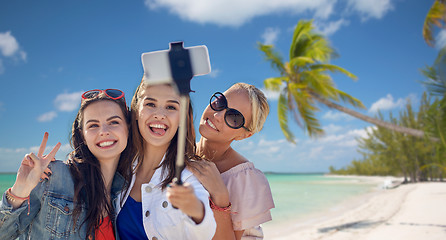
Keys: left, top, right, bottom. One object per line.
{"left": 190, "top": 83, "right": 275, "bottom": 240}
{"left": 0, "top": 89, "right": 133, "bottom": 240}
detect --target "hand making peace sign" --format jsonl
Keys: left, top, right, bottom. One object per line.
{"left": 10, "top": 132, "right": 61, "bottom": 199}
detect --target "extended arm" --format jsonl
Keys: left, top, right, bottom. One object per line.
{"left": 0, "top": 132, "right": 60, "bottom": 239}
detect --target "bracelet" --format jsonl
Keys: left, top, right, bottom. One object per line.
{"left": 208, "top": 197, "right": 236, "bottom": 214}
{"left": 6, "top": 188, "right": 30, "bottom": 215}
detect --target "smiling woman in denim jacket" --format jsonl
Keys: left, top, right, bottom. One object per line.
{"left": 0, "top": 89, "right": 133, "bottom": 239}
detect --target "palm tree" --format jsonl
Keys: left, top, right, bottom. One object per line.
{"left": 258, "top": 20, "right": 432, "bottom": 143}
{"left": 421, "top": 50, "right": 446, "bottom": 98}
{"left": 422, "top": 0, "right": 446, "bottom": 47}
{"left": 422, "top": 0, "right": 446, "bottom": 96}
{"left": 421, "top": 0, "right": 446, "bottom": 148}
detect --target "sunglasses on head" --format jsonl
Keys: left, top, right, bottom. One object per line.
{"left": 82, "top": 89, "right": 125, "bottom": 102}
{"left": 210, "top": 92, "right": 250, "bottom": 131}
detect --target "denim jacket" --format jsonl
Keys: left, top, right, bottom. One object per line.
{"left": 0, "top": 160, "right": 125, "bottom": 240}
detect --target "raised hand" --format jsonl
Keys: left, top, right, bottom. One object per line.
{"left": 188, "top": 160, "right": 230, "bottom": 208}
{"left": 166, "top": 183, "right": 205, "bottom": 224}
{"left": 11, "top": 132, "right": 61, "bottom": 199}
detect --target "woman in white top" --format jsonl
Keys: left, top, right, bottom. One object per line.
{"left": 115, "top": 82, "right": 216, "bottom": 240}
{"left": 190, "top": 83, "right": 275, "bottom": 240}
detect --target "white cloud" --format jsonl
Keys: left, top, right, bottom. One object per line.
{"left": 0, "top": 143, "right": 72, "bottom": 172}
{"left": 323, "top": 124, "right": 343, "bottom": 134}
{"left": 436, "top": 29, "right": 446, "bottom": 49}
{"left": 54, "top": 91, "right": 83, "bottom": 112}
{"left": 232, "top": 125, "right": 373, "bottom": 172}
{"left": 0, "top": 31, "right": 27, "bottom": 74}
{"left": 322, "top": 110, "right": 354, "bottom": 121}
{"left": 209, "top": 68, "right": 221, "bottom": 78}
{"left": 29, "top": 143, "right": 71, "bottom": 156}
{"left": 261, "top": 27, "right": 281, "bottom": 45}
{"left": 0, "top": 31, "right": 20, "bottom": 57}
{"left": 314, "top": 19, "right": 349, "bottom": 36}
{"left": 368, "top": 94, "right": 405, "bottom": 113}
{"left": 144, "top": 0, "right": 336, "bottom": 27}
{"left": 37, "top": 111, "right": 58, "bottom": 122}
{"left": 347, "top": 0, "right": 394, "bottom": 21}
{"left": 262, "top": 88, "right": 280, "bottom": 101}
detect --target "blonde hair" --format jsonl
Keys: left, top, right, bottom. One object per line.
{"left": 228, "top": 83, "right": 269, "bottom": 134}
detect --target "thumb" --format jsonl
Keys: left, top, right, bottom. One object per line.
{"left": 28, "top": 153, "right": 47, "bottom": 171}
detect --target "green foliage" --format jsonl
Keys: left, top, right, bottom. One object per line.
{"left": 278, "top": 93, "right": 295, "bottom": 143}
{"left": 330, "top": 94, "right": 445, "bottom": 182}
{"left": 421, "top": 47, "right": 446, "bottom": 97}
{"left": 423, "top": 0, "right": 446, "bottom": 47}
{"left": 258, "top": 19, "right": 362, "bottom": 141}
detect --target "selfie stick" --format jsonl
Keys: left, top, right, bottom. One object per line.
{"left": 141, "top": 42, "right": 211, "bottom": 185}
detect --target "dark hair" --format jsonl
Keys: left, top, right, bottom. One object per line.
{"left": 130, "top": 82, "right": 198, "bottom": 189}
{"left": 67, "top": 93, "right": 133, "bottom": 238}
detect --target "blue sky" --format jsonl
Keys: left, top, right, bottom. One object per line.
{"left": 0, "top": 0, "right": 444, "bottom": 173}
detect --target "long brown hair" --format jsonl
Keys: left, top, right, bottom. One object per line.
{"left": 130, "top": 81, "right": 198, "bottom": 189}
{"left": 67, "top": 92, "right": 133, "bottom": 238}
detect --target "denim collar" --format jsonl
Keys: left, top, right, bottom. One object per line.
{"left": 111, "top": 172, "right": 126, "bottom": 199}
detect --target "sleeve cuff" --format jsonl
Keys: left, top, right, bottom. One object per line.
{"left": 0, "top": 192, "right": 28, "bottom": 215}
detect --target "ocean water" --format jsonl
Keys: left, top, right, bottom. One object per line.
{"left": 0, "top": 173, "right": 16, "bottom": 194}
{"left": 264, "top": 173, "right": 378, "bottom": 226}
{"left": 0, "top": 173, "right": 376, "bottom": 224}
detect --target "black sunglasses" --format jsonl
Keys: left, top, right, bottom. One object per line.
{"left": 210, "top": 92, "right": 250, "bottom": 131}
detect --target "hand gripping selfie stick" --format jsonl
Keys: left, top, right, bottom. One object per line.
{"left": 141, "top": 42, "right": 211, "bottom": 185}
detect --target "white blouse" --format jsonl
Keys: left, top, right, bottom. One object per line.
{"left": 115, "top": 159, "right": 216, "bottom": 240}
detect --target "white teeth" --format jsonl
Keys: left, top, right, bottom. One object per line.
{"left": 207, "top": 119, "right": 218, "bottom": 130}
{"left": 99, "top": 141, "right": 115, "bottom": 147}
{"left": 149, "top": 123, "right": 167, "bottom": 129}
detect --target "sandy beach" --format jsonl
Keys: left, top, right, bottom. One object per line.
{"left": 263, "top": 177, "right": 446, "bottom": 240}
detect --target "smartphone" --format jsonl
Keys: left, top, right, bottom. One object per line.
{"left": 141, "top": 43, "right": 211, "bottom": 86}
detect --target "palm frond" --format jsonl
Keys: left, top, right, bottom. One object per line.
{"left": 334, "top": 89, "right": 366, "bottom": 109}
{"left": 289, "top": 86, "right": 323, "bottom": 137}
{"left": 435, "top": 46, "right": 446, "bottom": 86}
{"left": 278, "top": 93, "right": 295, "bottom": 143}
{"left": 258, "top": 43, "right": 286, "bottom": 75}
{"left": 310, "top": 64, "right": 358, "bottom": 80}
{"left": 299, "top": 70, "right": 335, "bottom": 99}
{"left": 423, "top": 0, "right": 446, "bottom": 46}
{"left": 264, "top": 77, "right": 285, "bottom": 91}
{"left": 421, "top": 63, "right": 446, "bottom": 96}
{"left": 290, "top": 20, "right": 314, "bottom": 59}
{"left": 289, "top": 56, "right": 315, "bottom": 67}
{"left": 306, "top": 35, "right": 337, "bottom": 62}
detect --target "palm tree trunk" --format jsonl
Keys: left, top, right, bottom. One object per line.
{"left": 311, "top": 93, "right": 439, "bottom": 141}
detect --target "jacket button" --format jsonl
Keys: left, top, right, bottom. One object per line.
{"left": 145, "top": 186, "right": 152, "bottom": 193}
{"left": 162, "top": 201, "right": 168, "bottom": 208}
{"left": 152, "top": 237, "right": 158, "bottom": 240}
{"left": 145, "top": 210, "right": 150, "bottom": 217}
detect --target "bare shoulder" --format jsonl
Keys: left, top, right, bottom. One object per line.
{"left": 231, "top": 150, "right": 249, "bottom": 164}
{"left": 218, "top": 149, "right": 249, "bottom": 172}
